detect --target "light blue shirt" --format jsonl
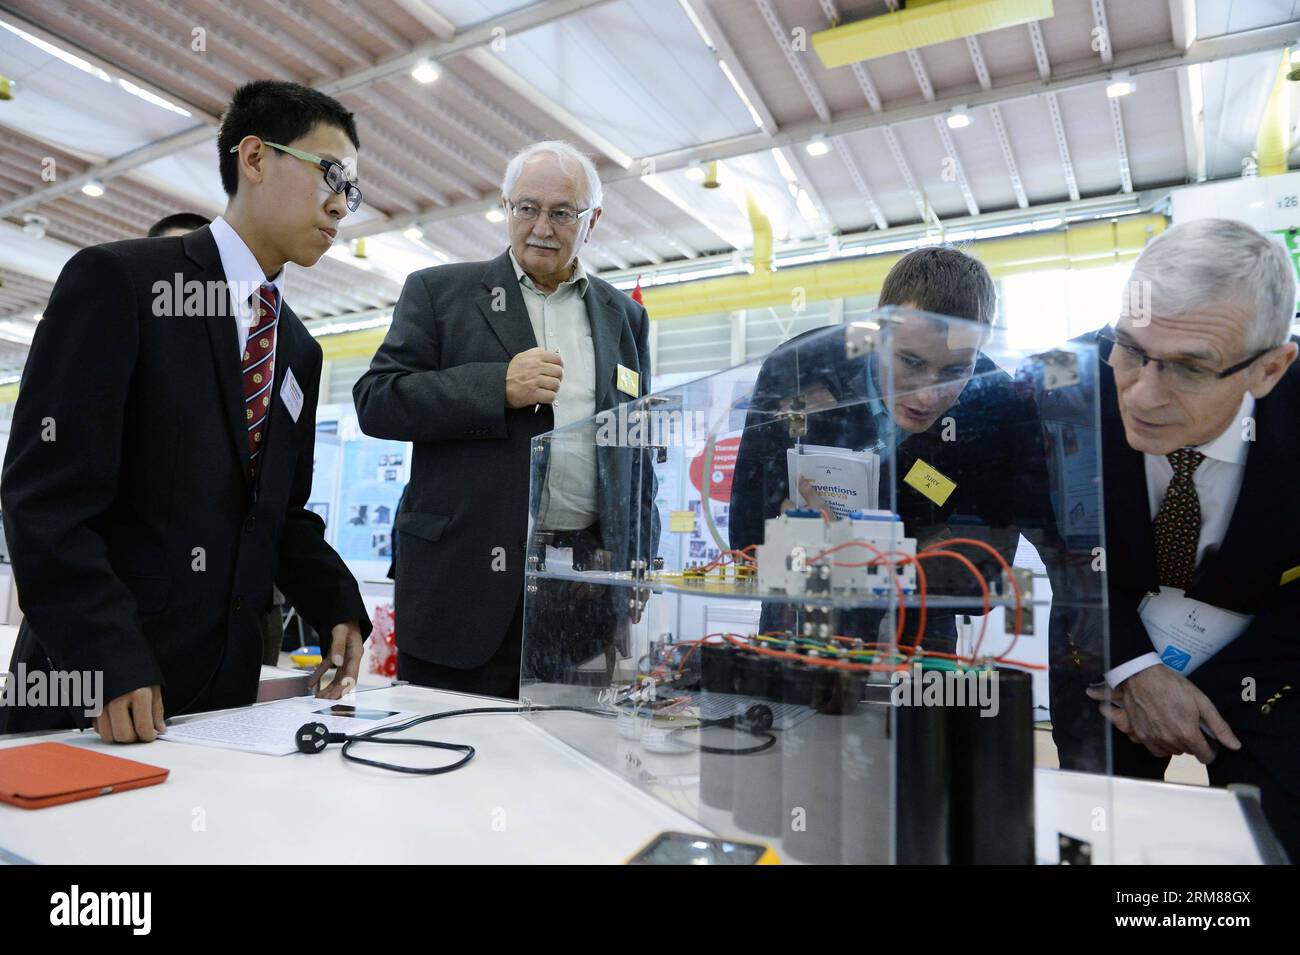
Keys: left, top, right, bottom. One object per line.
{"left": 862, "top": 354, "right": 907, "bottom": 456}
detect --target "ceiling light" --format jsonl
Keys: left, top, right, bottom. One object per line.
{"left": 484, "top": 209, "right": 505, "bottom": 223}
{"left": 403, "top": 227, "right": 424, "bottom": 241}
{"left": 1106, "top": 74, "right": 1136, "bottom": 98}
{"left": 81, "top": 179, "right": 104, "bottom": 198}
{"left": 946, "top": 107, "right": 971, "bottom": 129}
{"left": 22, "top": 213, "right": 47, "bottom": 239}
{"left": 805, "top": 135, "right": 830, "bottom": 157}
{"left": 411, "top": 60, "right": 441, "bottom": 84}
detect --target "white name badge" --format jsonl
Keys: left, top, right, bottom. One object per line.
{"left": 280, "top": 368, "right": 304, "bottom": 423}
{"left": 1138, "top": 586, "right": 1254, "bottom": 675}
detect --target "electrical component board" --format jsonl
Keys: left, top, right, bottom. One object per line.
{"left": 755, "top": 508, "right": 918, "bottom": 598}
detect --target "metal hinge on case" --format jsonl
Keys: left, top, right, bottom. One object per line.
{"left": 1035, "top": 349, "right": 1080, "bottom": 391}
{"left": 846, "top": 315, "right": 896, "bottom": 360}
{"left": 779, "top": 396, "right": 807, "bottom": 439}
{"left": 1004, "top": 565, "right": 1035, "bottom": 635}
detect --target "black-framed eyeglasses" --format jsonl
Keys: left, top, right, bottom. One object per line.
{"left": 1097, "top": 326, "right": 1270, "bottom": 391}
{"left": 229, "top": 139, "right": 362, "bottom": 212}
{"left": 506, "top": 199, "right": 592, "bottom": 228}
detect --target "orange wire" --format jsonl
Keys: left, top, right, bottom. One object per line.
{"left": 923, "top": 537, "right": 1023, "bottom": 659}
{"left": 916, "top": 549, "right": 990, "bottom": 654}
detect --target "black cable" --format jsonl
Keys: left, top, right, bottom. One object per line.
{"left": 333, "top": 704, "right": 616, "bottom": 775}
{"left": 666, "top": 716, "right": 777, "bottom": 756}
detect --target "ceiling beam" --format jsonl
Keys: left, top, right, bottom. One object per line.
{"left": 0, "top": 0, "right": 617, "bottom": 221}
{"left": 833, "top": 139, "right": 888, "bottom": 230}
{"left": 1091, "top": 0, "right": 1115, "bottom": 66}
{"left": 881, "top": 127, "right": 929, "bottom": 220}
{"left": 1045, "top": 93, "right": 1081, "bottom": 202}
{"left": 1169, "top": 0, "right": 1206, "bottom": 184}
{"left": 741, "top": 0, "right": 838, "bottom": 237}
{"left": 755, "top": 0, "right": 829, "bottom": 122}
{"left": 681, "top": 0, "right": 776, "bottom": 136}
{"left": 597, "top": 190, "right": 1166, "bottom": 286}
{"left": 0, "top": 7, "right": 217, "bottom": 121}
{"left": 1169, "top": 0, "right": 1195, "bottom": 51}
{"left": 1176, "top": 64, "right": 1208, "bottom": 184}
{"left": 933, "top": 119, "right": 980, "bottom": 216}
{"left": 884, "top": 0, "right": 936, "bottom": 100}
{"left": 882, "top": 0, "right": 953, "bottom": 217}
{"left": 817, "top": 0, "right": 886, "bottom": 227}
{"left": 1109, "top": 95, "right": 1134, "bottom": 193}
{"left": 966, "top": 35, "right": 993, "bottom": 90}
{"left": 613, "top": 193, "right": 700, "bottom": 260}
{"left": 988, "top": 105, "right": 1030, "bottom": 208}
{"left": 1025, "top": 22, "right": 1078, "bottom": 203}
{"left": 437, "top": 6, "right": 740, "bottom": 251}
{"left": 1027, "top": 20, "right": 1052, "bottom": 81}
{"left": 964, "top": 33, "right": 1029, "bottom": 208}
{"left": 338, "top": 23, "right": 1300, "bottom": 239}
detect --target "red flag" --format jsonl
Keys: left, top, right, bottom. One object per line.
{"left": 631, "top": 274, "right": 643, "bottom": 306}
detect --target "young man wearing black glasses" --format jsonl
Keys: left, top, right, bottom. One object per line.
{"left": 1, "top": 80, "right": 370, "bottom": 741}
{"left": 1057, "top": 218, "right": 1300, "bottom": 858}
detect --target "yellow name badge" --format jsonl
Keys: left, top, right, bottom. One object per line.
{"left": 616, "top": 364, "right": 640, "bottom": 397}
{"left": 670, "top": 510, "right": 695, "bottom": 533}
{"left": 903, "top": 458, "right": 957, "bottom": 507}
{"left": 1282, "top": 564, "right": 1300, "bottom": 587}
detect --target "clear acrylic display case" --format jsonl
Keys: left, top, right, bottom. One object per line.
{"left": 521, "top": 307, "right": 1113, "bottom": 864}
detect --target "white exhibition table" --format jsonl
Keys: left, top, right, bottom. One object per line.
{"left": 0, "top": 675, "right": 1283, "bottom": 864}
{"left": 0, "top": 682, "right": 708, "bottom": 865}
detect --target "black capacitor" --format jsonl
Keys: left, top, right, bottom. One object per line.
{"left": 841, "top": 674, "right": 892, "bottom": 864}
{"left": 892, "top": 667, "right": 952, "bottom": 864}
{"left": 781, "top": 661, "right": 848, "bottom": 864}
{"left": 948, "top": 667, "right": 1035, "bottom": 865}
{"left": 778, "top": 661, "right": 817, "bottom": 858}
{"left": 699, "top": 643, "right": 739, "bottom": 811}
{"left": 730, "top": 650, "right": 784, "bottom": 838}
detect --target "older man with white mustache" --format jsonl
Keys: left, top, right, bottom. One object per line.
{"left": 354, "top": 141, "right": 656, "bottom": 698}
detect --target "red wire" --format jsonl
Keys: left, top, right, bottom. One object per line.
{"left": 923, "top": 537, "right": 1022, "bottom": 660}
{"left": 916, "top": 549, "right": 990, "bottom": 655}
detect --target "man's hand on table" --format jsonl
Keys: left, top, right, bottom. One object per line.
{"left": 309, "top": 621, "right": 364, "bottom": 699}
{"left": 96, "top": 685, "right": 166, "bottom": 743}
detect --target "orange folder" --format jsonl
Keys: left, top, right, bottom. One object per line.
{"left": 0, "top": 741, "right": 169, "bottom": 809}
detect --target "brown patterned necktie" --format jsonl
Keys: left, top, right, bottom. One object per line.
{"left": 1153, "top": 447, "right": 1205, "bottom": 590}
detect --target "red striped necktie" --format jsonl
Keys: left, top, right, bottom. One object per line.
{"left": 244, "top": 283, "right": 280, "bottom": 477}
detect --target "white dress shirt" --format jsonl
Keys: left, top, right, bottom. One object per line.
{"left": 1106, "top": 392, "right": 1255, "bottom": 686}
{"left": 209, "top": 216, "right": 286, "bottom": 361}
{"left": 510, "top": 250, "right": 598, "bottom": 530}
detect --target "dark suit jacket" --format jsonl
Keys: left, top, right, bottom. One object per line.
{"left": 729, "top": 325, "right": 1055, "bottom": 644}
{"left": 1094, "top": 343, "right": 1300, "bottom": 792}
{"left": 0, "top": 227, "right": 369, "bottom": 732}
{"left": 353, "top": 249, "right": 656, "bottom": 669}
